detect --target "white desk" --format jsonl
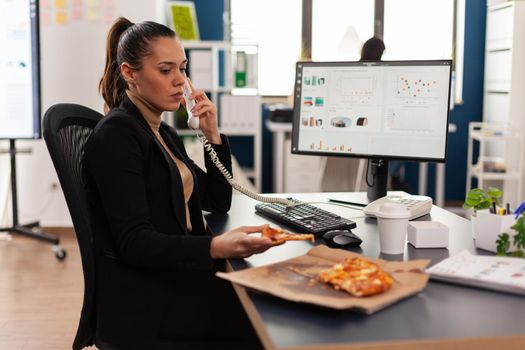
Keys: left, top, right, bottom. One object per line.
{"left": 266, "top": 121, "right": 456, "bottom": 206}
{"left": 205, "top": 192, "right": 525, "bottom": 350}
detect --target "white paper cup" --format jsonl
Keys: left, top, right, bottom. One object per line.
{"left": 376, "top": 202, "right": 410, "bottom": 255}
{"left": 378, "top": 217, "right": 409, "bottom": 254}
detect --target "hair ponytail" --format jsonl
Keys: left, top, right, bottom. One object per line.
{"left": 99, "top": 17, "right": 133, "bottom": 111}
{"left": 99, "top": 17, "right": 176, "bottom": 112}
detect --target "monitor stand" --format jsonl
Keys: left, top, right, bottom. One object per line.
{"left": 326, "top": 159, "right": 389, "bottom": 207}
{"left": 366, "top": 159, "right": 388, "bottom": 202}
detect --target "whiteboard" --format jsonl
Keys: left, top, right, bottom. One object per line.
{"left": 0, "top": 0, "right": 41, "bottom": 139}
{"left": 0, "top": 0, "right": 163, "bottom": 226}
{"left": 39, "top": 0, "right": 163, "bottom": 114}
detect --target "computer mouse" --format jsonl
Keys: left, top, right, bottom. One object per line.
{"left": 322, "top": 230, "right": 362, "bottom": 248}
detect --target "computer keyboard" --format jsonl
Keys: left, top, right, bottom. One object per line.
{"left": 255, "top": 198, "right": 356, "bottom": 236}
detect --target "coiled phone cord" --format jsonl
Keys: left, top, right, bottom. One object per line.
{"left": 197, "top": 132, "right": 364, "bottom": 213}
{"left": 197, "top": 132, "right": 293, "bottom": 206}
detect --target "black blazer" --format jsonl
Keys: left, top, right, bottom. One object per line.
{"left": 82, "top": 96, "right": 233, "bottom": 349}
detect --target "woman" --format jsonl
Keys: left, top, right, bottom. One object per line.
{"left": 82, "top": 17, "right": 279, "bottom": 349}
{"left": 359, "top": 37, "right": 385, "bottom": 61}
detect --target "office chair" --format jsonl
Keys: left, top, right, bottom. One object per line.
{"left": 43, "top": 103, "right": 102, "bottom": 350}
{"left": 43, "top": 104, "right": 185, "bottom": 350}
{"left": 43, "top": 103, "right": 259, "bottom": 350}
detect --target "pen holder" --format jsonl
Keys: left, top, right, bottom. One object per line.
{"left": 471, "top": 211, "right": 516, "bottom": 253}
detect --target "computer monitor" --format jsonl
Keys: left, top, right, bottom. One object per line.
{"left": 291, "top": 60, "right": 452, "bottom": 200}
{"left": 0, "top": 0, "right": 41, "bottom": 139}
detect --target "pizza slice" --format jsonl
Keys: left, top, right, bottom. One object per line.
{"left": 262, "top": 226, "right": 315, "bottom": 243}
{"left": 317, "top": 257, "right": 394, "bottom": 297}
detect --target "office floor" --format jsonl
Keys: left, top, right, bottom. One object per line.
{"left": 0, "top": 229, "right": 85, "bottom": 350}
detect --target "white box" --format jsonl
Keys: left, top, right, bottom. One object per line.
{"left": 407, "top": 221, "right": 449, "bottom": 248}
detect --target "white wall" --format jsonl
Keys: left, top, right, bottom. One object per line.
{"left": 0, "top": 1, "right": 165, "bottom": 227}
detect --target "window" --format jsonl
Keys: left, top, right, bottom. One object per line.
{"left": 230, "top": 0, "right": 461, "bottom": 100}
{"left": 230, "top": 0, "right": 302, "bottom": 96}
{"left": 383, "top": 0, "right": 463, "bottom": 103}
{"left": 312, "top": 0, "right": 374, "bottom": 62}
{"left": 455, "top": 0, "right": 465, "bottom": 103}
{"left": 383, "top": 0, "right": 454, "bottom": 60}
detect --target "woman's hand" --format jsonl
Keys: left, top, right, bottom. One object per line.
{"left": 210, "top": 224, "right": 284, "bottom": 259}
{"left": 186, "top": 79, "right": 221, "bottom": 144}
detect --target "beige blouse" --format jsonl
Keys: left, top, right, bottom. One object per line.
{"left": 126, "top": 90, "right": 194, "bottom": 231}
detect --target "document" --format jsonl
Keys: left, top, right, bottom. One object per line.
{"left": 426, "top": 250, "right": 525, "bottom": 295}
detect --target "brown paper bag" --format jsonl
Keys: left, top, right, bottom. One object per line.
{"left": 217, "top": 245, "right": 430, "bottom": 314}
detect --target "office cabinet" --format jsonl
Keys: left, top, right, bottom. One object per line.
{"left": 466, "top": 122, "right": 523, "bottom": 206}
{"left": 179, "top": 41, "right": 262, "bottom": 191}
{"left": 482, "top": 1, "right": 525, "bottom": 203}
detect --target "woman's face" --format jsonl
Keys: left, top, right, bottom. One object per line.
{"left": 125, "top": 36, "right": 187, "bottom": 112}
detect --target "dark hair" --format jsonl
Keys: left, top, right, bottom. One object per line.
{"left": 99, "top": 17, "right": 176, "bottom": 110}
{"left": 360, "top": 37, "right": 385, "bottom": 61}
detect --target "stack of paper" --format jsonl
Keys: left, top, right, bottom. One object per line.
{"left": 427, "top": 250, "right": 525, "bottom": 295}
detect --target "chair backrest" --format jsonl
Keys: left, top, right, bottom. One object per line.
{"left": 43, "top": 103, "right": 103, "bottom": 350}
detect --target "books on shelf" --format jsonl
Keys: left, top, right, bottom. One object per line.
{"left": 426, "top": 250, "right": 525, "bottom": 296}
{"left": 188, "top": 50, "right": 213, "bottom": 90}
{"left": 219, "top": 94, "right": 260, "bottom": 133}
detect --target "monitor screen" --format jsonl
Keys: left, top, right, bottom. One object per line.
{"left": 291, "top": 60, "right": 452, "bottom": 162}
{"left": 0, "top": 0, "right": 41, "bottom": 139}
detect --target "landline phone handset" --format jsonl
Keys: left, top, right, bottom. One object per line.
{"left": 183, "top": 81, "right": 200, "bottom": 130}
{"left": 182, "top": 80, "right": 292, "bottom": 206}
{"left": 363, "top": 194, "right": 433, "bottom": 220}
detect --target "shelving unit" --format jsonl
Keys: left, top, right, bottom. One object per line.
{"left": 265, "top": 121, "right": 324, "bottom": 193}
{"left": 466, "top": 122, "right": 523, "bottom": 206}
{"left": 179, "top": 41, "right": 262, "bottom": 191}
{"left": 482, "top": 1, "right": 525, "bottom": 203}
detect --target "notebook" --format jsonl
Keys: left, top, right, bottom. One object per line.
{"left": 426, "top": 250, "right": 525, "bottom": 296}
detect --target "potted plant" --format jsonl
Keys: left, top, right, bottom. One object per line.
{"left": 463, "top": 187, "right": 502, "bottom": 212}
{"left": 496, "top": 212, "right": 525, "bottom": 257}
{"left": 463, "top": 187, "right": 515, "bottom": 252}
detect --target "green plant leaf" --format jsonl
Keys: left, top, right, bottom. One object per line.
{"left": 463, "top": 188, "right": 490, "bottom": 210}
{"left": 496, "top": 233, "right": 510, "bottom": 256}
{"left": 487, "top": 187, "right": 502, "bottom": 206}
{"left": 463, "top": 187, "right": 505, "bottom": 210}
{"left": 511, "top": 216, "right": 525, "bottom": 250}
{"left": 480, "top": 198, "right": 493, "bottom": 210}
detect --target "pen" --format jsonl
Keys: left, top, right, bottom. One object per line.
{"left": 498, "top": 207, "right": 504, "bottom": 216}
{"left": 328, "top": 198, "right": 368, "bottom": 207}
{"left": 515, "top": 202, "right": 525, "bottom": 219}
{"left": 506, "top": 203, "right": 510, "bottom": 215}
